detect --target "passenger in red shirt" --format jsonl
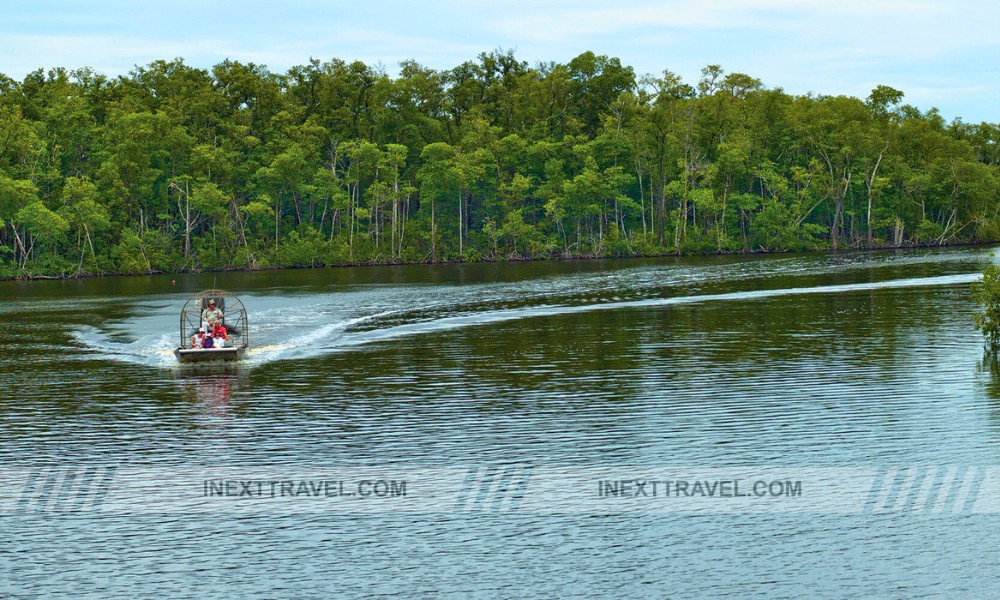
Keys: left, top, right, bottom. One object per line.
{"left": 212, "top": 324, "right": 232, "bottom": 348}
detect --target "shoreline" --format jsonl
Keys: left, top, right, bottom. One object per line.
{"left": 1, "top": 239, "right": 992, "bottom": 283}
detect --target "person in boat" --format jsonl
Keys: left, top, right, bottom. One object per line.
{"left": 212, "top": 328, "right": 232, "bottom": 348}
{"left": 202, "top": 331, "right": 215, "bottom": 349}
{"left": 201, "top": 299, "right": 223, "bottom": 331}
{"left": 191, "top": 327, "right": 207, "bottom": 349}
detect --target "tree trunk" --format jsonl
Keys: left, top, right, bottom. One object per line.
{"left": 865, "top": 146, "right": 887, "bottom": 248}
{"left": 719, "top": 184, "right": 729, "bottom": 253}
{"left": 400, "top": 193, "right": 410, "bottom": 260}
{"left": 831, "top": 171, "right": 850, "bottom": 250}
{"left": 349, "top": 184, "right": 356, "bottom": 261}
{"left": 274, "top": 196, "right": 280, "bottom": 251}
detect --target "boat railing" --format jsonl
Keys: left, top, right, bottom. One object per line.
{"left": 178, "top": 290, "right": 249, "bottom": 349}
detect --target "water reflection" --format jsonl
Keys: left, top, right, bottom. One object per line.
{"left": 173, "top": 367, "right": 248, "bottom": 418}
{"left": 979, "top": 350, "right": 1000, "bottom": 398}
{"left": 3, "top": 247, "right": 1000, "bottom": 598}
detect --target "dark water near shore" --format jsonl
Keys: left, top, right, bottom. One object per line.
{"left": 2, "top": 248, "right": 1000, "bottom": 598}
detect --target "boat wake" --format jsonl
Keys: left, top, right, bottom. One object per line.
{"left": 67, "top": 270, "right": 980, "bottom": 370}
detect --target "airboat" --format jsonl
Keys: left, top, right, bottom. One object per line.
{"left": 174, "top": 289, "right": 249, "bottom": 364}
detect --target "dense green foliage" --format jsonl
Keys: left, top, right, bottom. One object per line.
{"left": 2, "top": 51, "right": 999, "bottom": 278}
{"left": 974, "top": 262, "right": 1000, "bottom": 347}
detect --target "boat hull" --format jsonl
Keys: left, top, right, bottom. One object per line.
{"left": 174, "top": 346, "right": 247, "bottom": 364}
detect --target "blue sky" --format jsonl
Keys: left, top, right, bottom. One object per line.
{"left": 2, "top": 0, "right": 999, "bottom": 123}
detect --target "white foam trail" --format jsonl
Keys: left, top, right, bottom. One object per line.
{"left": 69, "top": 272, "right": 980, "bottom": 369}
{"left": 571, "top": 273, "right": 981, "bottom": 312}
{"left": 245, "top": 309, "right": 403, "bottom": 363}
{"left": 72, "top": 326, "right": 178, "bottom": 367}
{"left": 303, "top": 273, "right": 983, "bottom": 354}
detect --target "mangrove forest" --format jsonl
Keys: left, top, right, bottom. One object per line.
{"left": 1, "top": 50, "right": 999, "bottom": 278}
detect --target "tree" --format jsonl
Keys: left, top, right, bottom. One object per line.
{"left": 974, "top": 262, "right": 1000, "bottom": 348}
{"left": 567, "top": 52, "right": 636, "bottom": 137}
{"left": 58, "top": 176, "right": 110, "bottom": 273}
{"left": 417, "top": 142, "right": 462, "bottom": 261}
{"left": 1, "top": 52, "right": 999, "bottom": 279}
{"left": 16, "top": 200, "right": 70, "bottom": 268}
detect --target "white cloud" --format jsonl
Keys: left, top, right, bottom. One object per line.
{"left": 1, "top": 0, "right": 998, "bottom": 121}
{"left": 490, "top": 0, "right": 946, "bottom": 39}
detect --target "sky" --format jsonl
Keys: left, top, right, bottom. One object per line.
{"left": 2, "top": 0, "right": 999, "bottom": 123}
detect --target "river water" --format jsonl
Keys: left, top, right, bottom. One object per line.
{"left": 2, "top": 248, "right": 999, "bottom": 597}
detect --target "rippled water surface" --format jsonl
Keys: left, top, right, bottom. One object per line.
{"left": 2, "top": 248, "right": 1000, "bottom": 598}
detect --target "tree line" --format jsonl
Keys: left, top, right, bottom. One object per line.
{"left": 1, "top": 50, "right": 998, "bottom": 278}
